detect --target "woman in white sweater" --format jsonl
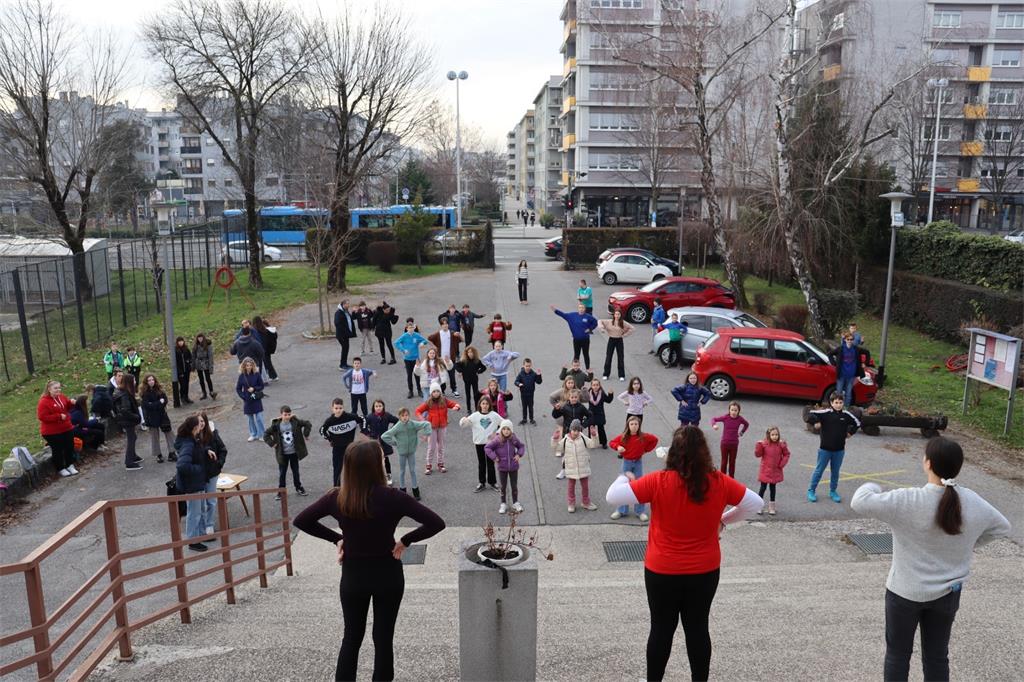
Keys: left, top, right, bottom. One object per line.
{"left": 851, "top": 436, "right": 1011, "bottom": 682}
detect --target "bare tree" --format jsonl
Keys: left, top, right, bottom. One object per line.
{"left": 0, "top": 0, "right": 130, "bottom": 292}
{"left": 419, "top": 99, "right": 484, "bottom": 209}
{"left": 143, "top": 0, "right": 317, "bottom": 288}
{"left": 304, "top": 6, "right": 433, "bottom": 290}
{"left": 979, "top": 94, "right": 1024, "bottom": 230}
{"left": 466, "top": 146, "right": 506, "bottom": 209}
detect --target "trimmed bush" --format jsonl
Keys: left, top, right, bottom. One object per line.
{"left": 539, "top": 212, "right": 555, "bottom": 228}
{"left": 859, "top": 266, "right": 1024, "bottom": 343}
{"left": 775, "top": 305, "right": 809, "bottom": 334}
{"left": 896, "top": 223, "right": 1024, "bottom": 291}
{"left": 562, "top": 227, "right": 680, "bottom": 266}
{"left": 816, "top": 289, "right": 860, "bottom": 339}
{"left": 753, "top": 291, "right": 774, "bottom": 315}
{"left": 367, "top": 241, "right": 398, "bottom": 272}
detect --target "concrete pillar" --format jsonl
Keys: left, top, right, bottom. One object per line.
{"left": 969, "top": 197, "right": 981, "bottom": 229}
{"left": 458, "top": 544, "right": 538, "bottom": 681}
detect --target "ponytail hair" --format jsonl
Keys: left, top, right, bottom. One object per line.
{"left": 925, "top": 436, "right": 964, "bottom": 536}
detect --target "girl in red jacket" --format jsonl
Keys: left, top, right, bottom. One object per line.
{"left": 37, "top": 380, "right": 79, "bottom": 477}
{"left": 415, "top": 382, "right": 461, "bottom": 475}
{"left": 754, "top": 426, "right": 791, "bottom": 515}
{"left": 487, "top": 314, "right": 511, "bottom": 345}
{"left": 608, "top": 416, "right": 658, "bottom": 521}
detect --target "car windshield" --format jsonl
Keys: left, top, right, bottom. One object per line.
{"left": 702, "top": 332, "right": 720, "bottom": 351}
{"left": 638, "top": 280, "right": 666, "bottom": 293}
{"left": 735, "top": 313, "right": 767, "bottom": 328}
{"left": 803, "top": 339, "right": 832, "bottom": 363}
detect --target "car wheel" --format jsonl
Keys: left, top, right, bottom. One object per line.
{"left": 627, "top": 304, "right": 649, "bottom": 324}
{"left": 706, "top": 374, "right": 735, "bottom": 400}
{"left": 658, "top": 345, "right": 674, "bottom": 367}
{"left": 602, "top": 272, "right": 617, "bottom": 285}
{"left": 652, "top": 273, "right": 665, "bottom": 282}
{"left": 821, "top": 385, "right": 837, "bottom": 405}
{"left": 262, "top": 254, "right": 273, "bottom": 263}
{"left": 224, "top": 255, "right": 234, "bottom": 265}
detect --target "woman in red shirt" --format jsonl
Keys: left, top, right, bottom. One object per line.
{"left": 37, "top": 380, "right": 79, "bottom": 477}
{"left": 606, "top": 425, "right": 760, "bottom": 681}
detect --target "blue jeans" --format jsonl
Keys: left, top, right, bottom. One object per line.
{"left": 619, "top": 458, "right": 645, "bottom": 515}
{"left": 493, "top": 374, "right": 508, "bottom": 391}
{"left": 185, "top": 496, "right": 206, "bottom": 540}
{"left": 398, "top": 452, "right": 418, "bottom": 489}
{"left": 203, "top": 477, "right": 218, "bottom": 535}
{"left": 809, "top": 448, "right": 845, "bottom": 493}
{"left": 836, "top": 375, "right": 855, "bottom": 405}
{"left": 247, "top": 412, "right": 265, "bottom": 439}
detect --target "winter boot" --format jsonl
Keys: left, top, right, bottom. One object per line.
{"left": 412, "top": 487, "right": 421, "bottom": 501}
{"left": 768, "top": 501, "right": 777, "bottom": 515}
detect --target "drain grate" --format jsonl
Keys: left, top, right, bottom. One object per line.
{"left": 603, "top": 540, "right": 648, "bottom": 562}
{"left": 401, "top": 545, "right": 427, "bottom": 565}
{"left": 846, "top": 533, "right": 893, "bottom": 555}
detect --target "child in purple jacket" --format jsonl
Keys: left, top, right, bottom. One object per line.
{"left": 711, "top": 400, "right": 750, "bottom": 477}
{"left": 485, "top": 419, "right": 526, "bottom": 515}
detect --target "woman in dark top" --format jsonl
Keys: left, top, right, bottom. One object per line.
{"left": 294, "top": 441, "right": 445, "bottom": 681}
{"left": 372, "top": 301, "right": 399, "bottom": 364}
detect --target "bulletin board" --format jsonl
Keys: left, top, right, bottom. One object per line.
{"left": 963, "top": 328, "right": 1021, "bottom": 434}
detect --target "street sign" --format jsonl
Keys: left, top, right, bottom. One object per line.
{"left": 892, "top": 212, "right": 905, "bottom": 227}
{"left": 402, "top": 187, "right": 410, "bottom": 201}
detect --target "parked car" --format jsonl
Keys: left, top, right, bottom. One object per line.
{"left": 544, "top": 236, "right": 563, "bottom": 260}
{"left": 652, "top": 307, "right": 767, "bottom": 364}
{"left": 598, "top": 252, "right": 673, "bottom": 285}
{"left": 221, "top": 240, "right": 282, "bottom": 264}
{"left": 692, "top": 327, "right": 877, "bottom": 406}
{"left": 426, "top": 229, "right": 477, "bottom": 257}
{"left": 596, "top": 248, "right": 681, "bottom": 276}
{"left": 1003, "top": 230, "right": 1024, "bottom": 244}
{"left": 607, "top": 277, "right": 736, "bottom": 324}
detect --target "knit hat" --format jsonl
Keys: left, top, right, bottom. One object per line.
{"left": 429, "top": 382, "right": 442, "bottom": 395}
{"left": 499, "top": 418, "right": 514, "bottom": 433}
{"left": 569, "top": 419, "right": 583, "bottom": 433}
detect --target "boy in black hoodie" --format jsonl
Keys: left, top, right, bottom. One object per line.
{"left": 804, "top": 392, "right": 860, "bottom": 503}
{"left": 320, "top": 397, "right": 362, "bottom": 486}
{"left": 513, "top": 358, "right": 544, "bottom": 426}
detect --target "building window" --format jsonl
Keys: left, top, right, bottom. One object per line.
{"left": 923, "top": 124, "right": 951, "bottom": 141}
{"left": 996, "top": 12, "right": 1024, "bottom": 29}
{"left": 208, "top": 179, "right": 217, "bottom": 188}
{"left": 587, "top": 152, "right": 641, "bottom": 170}
{"left": 993, "top": 49, "right": 1022, "bottom": 67}
{"left": 830, "top": 12, "right": 845, "bottom": 32}
{"left": 589, "top": 112, "right": 641, "bottom": 130}
{"left": 930, "top": 47, "right": 959, "bottom": 64}
{"left": 590, "top": 0, "right": 642, "bottom": 7}
{"left": 207, "top": 158, "right": 216, "bottom": 165}
{"left": 932, "top": 10, "right": 961, "bottom": 28}
{"left": 988, "top": 88, "right": 1018, "bottom": 105}
{"left": 925, "top": 87, "right": 955, "bottom": 104}
{"left": 984, "top": 125, "right": 1012, "bottom": 142}
{"left": 265, "top": 176, "right": 278, "bottom": 186}
{"left": 224, "top": 179, "right": 233, "bottom": 187}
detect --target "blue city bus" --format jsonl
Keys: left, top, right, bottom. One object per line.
{"left": 222, "top": 206, "right": 328, "bottom": 245}
{"left": 349, "top": 205, "right": 456, "bottom": 229}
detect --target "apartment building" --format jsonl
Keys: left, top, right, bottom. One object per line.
{"left": 533, "top": 77, "right": 565, "bottom": 216}
{"left": 507, "top": 110, "right": 537, "bottom": 213}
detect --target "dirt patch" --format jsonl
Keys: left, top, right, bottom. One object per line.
{"left": 947, "top": 424, "right": 1024, "bottom": 486}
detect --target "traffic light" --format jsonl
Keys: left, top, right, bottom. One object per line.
{"left": 565, "top": 197, "right": 574, "bottom": 211}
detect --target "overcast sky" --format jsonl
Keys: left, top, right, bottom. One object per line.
{"left": 54, "top": 0, "right": 563, "bottom": 149}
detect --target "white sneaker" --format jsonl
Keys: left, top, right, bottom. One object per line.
{"left": 247, "top": 436, "right": 256, "bottom": 442}
{"left": 67, "top": 465, "right": 79, "bottom": 475}
{"left": 610, "top": 511, "right": 622, "bottom": 520}
{"left": 206, "top": 526, "right": 215, "bottom": 535}
{"left": 498, "top": 503, "right": 508, "bottom": 514}
{"left": 639, "top": 513, "right": 649, "bottom": 523}
{"left": 567, "top": 504, "right": 576, "bottom": 513}
{"left": 58, "top": 468, "right": 72, "bottom": 477}
{"left": 602, "top": 376, "right": 609, "bottom": 380}
{"left": 619, "top": 377, "right": 626, "bottom": 381}
{"left": 582, "top": 502, "right": 598, "bottom": 511}
{"left": 386, "top": 475, "right": 393, "bottom": 485}
{"left": 555, "top": 469, "right": 566, "bottom": 480}
{"left": 512, "top": 502, "right": 524, "bottom": 513}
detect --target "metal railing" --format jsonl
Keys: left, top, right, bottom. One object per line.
{"left": 0, "top": 488, "right": 294, "bottom": 681}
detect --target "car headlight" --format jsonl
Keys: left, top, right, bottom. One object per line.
{"left": 859, "top": 375, "right": 874, "bottom": 386}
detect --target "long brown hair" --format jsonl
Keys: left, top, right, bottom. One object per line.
{"left": 139, "top": 373, "right": 163, "bottom": 397}
{"left": 926, "top": 437, "right": 963, "bottom": 535}
{"left": 620, "top": 415, "right": 642, "bottom": 443}
{"left": 664, "top": 425, "right": 715, "bottom": 503}
{"left": 337, "top": 441, "right": 387, "bottom": 520}
{"left": 119, "top": 373, "right": 137, "bottom": 395}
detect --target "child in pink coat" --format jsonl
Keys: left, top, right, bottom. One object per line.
{"left": 754, "top": 425, "right": 791, "bottom": 515}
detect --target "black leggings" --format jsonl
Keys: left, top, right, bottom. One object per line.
{"left": 603, "top": 337, "right": 625, "bottom": 378}
{"left": 758, "top": 482, "right": 777, "bottom": 501}
{"left": 593, "top": 423, "right": 607, "bottom": 447}
{"left": 572, "top": 337, "right": 591, "bottom": 369}
{"left": 43, "top": 431, "right": 75, "bottom": 471}
{"left": 517, "top": 279, "right": 528, "bottom": 301}
{"left": 499, "top": 470, "right": 518, "bottom": 503}
{"left": 196, "top": 369, "right": 215, "bottom": 396}
{"left": 885, "top": 588, "right": 960, "bottom": 682}
{"left": 264, "top": 353, "right": 278, "bottom": 380}
{"left": 404, "top": 360, "right": 422, "bottom": 395}
{"left": 474, "top": 444, "right": 497, "bottom": 485}
{"left": 463, "top": 375, "right": 481, "bottom": 409}
{"left": 377, "top": 334, "right": 395, "bottom": 361}
{"left": 520, "top": 394, "right": 534, "bottom": 421}
{"left": 644, "top": 567, "right": 720, "bottom": 682}
{"left": 337, "top": 558, "right": 405, "bottom": 681}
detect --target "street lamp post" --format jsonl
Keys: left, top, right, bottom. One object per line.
{"left": 926, "top": 77, "right": 949, "bottom": 224}
{"left": 877, "top": 191, "right": 913, "bottom": 388}
{"left": 446, "top": 70, "right": 469, "bottom": 229}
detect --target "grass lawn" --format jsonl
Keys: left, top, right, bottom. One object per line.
{"left": 693, "top": 265, "right": 1023, "bottom": 447}
{"left": 1, "top": 263, "right": 465, "bottom": 460}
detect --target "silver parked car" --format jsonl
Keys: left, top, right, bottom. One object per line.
{"left": 651, "top": 307, "right": 767, "bottom": 365}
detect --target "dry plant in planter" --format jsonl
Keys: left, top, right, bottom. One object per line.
{"left": 479, "top": 508, "right": 554, "bottom": 565}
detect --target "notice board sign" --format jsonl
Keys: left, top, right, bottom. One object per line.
{"left": 963, "top": 328, "right": 1021, "bottom": 434}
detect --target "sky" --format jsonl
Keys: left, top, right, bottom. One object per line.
{"left": 54, "top": 0, "right": 564, "bottom": 149}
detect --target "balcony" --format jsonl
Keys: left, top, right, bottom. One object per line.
{"left": 960, "top": 141, "right": 983, "bottom": 156}
{"left": 561, "top": 133, "right": 576, "bottom": 151}
{"left": 561, "top": 95, "right": 576, "bottom": 115}
{"left": 957, "top": 178, "right": 980, "bottom": 192}
{"left": 179, "top": 146, "right": 202, "bottom": 155}
{"left": 563, "top": 19, "right": 577, "bottom": 46}
{"left": 967, "top": 66, "right": 991, "bottom": 82}
{"left": 822, "top": 64, "right": 842, "bottom": 81}
{"left": 561, "top": 171, "right": 569, "bottom": 186}
{"left": 963, "top": 103, "right": 987, "bottom": 119}
{"left": 563, "top": 57, "right": 577, "bottom": 78}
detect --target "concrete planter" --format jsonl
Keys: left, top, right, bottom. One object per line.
{"left": 458, "top": 541, "right": 538, "bottom": 682}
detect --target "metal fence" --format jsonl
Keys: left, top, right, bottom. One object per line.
{"left": 0, "top": 225, "right": 221, "bottom": 388}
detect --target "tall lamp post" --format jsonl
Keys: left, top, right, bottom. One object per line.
{"left": 926, "top": 77, "right": 949, "bottom": 224}
{"left": 446, "top": 70, "right": 469, "bottom": 229}
{"left": 877, "top": 191, "right": 913, "bottom": 388}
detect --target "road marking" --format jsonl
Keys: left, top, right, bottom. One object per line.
{"left": 798, "top": 464, "right": 908, "bottom": 487}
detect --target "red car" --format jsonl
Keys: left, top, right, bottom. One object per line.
{"left": 607, "top": 277, "right": 735, "bottom": 324}
{"left": 692, "top": 328, "right": 877, "bottom": 406}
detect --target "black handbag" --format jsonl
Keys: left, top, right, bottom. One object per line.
{"left": 165, "top": 477, "right": 187, "bottom": 517}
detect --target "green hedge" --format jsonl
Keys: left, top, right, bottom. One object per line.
{"left": 896, "top": 223, "right": 1024, "bottom": 291}
{"left": 562, "top": 227, "right": 680, "bottom": 266}
{"left": 858, "top": 266, "right": 1023, "bottom": 343}
{"left": 306, "top": 227, "right": 489, "bottom": 266}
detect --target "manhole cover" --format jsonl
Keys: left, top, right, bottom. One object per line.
{"left": 603, "top": 541, "right": 647, "bottom": 562}
{"left": 402, "top": 545, "right": 427, "bottom": 565}
{"left": 846, "top": 533, "right": 893, "bottom": 555}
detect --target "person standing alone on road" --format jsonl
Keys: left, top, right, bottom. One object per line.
{"left": 577, "top": 279, "right": 594, "bottom": 315}
{"left": 551, "top": 303, "right": 598, "bottom": 370}
{"left": 598, "top": 308, "right": 634, "bottom": 381}
{"left": 516, "top": 259, "right": 529, "bottom": 304}
{"left": 335, "top": 300, "right": 357, "bottom": 370}
{"left": 805, "top": 392, "right": 859, "bottom": 503}
{"left": 710, "top": 401, "right": 749, "bottom": 478}
{"left": 851, "top": 436, "right": 1011, "bottom": 682}
{"left": 293, "top": 441, "right": 446, "bottom": 682}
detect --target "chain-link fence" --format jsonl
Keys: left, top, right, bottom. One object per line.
{"left": 0, "top": 224, "right": 221, "bottom": 388}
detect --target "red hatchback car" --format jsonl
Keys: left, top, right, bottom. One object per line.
{"left": 607, "top": 277, "right": 735, "bottom": 324}
{"left": 692, "top": 328, "right": 877, "bottom": 406}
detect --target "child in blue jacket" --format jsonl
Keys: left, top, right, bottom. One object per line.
{"left": 671, "top": 371, "right": 712, "bottom": 426}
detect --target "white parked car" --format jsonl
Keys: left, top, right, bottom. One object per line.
{"left": 221, "top": 240, "right": 283, "bottom": 264}
{"left": 1003, "top": 230, "right": 1024, "bottom": 244}
{"left": 597, "top": 251, "right": 673, "bottom": 285}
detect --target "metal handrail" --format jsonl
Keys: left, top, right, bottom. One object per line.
{"left": 0, "top": 487, "right": 294, "bottom": 680}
